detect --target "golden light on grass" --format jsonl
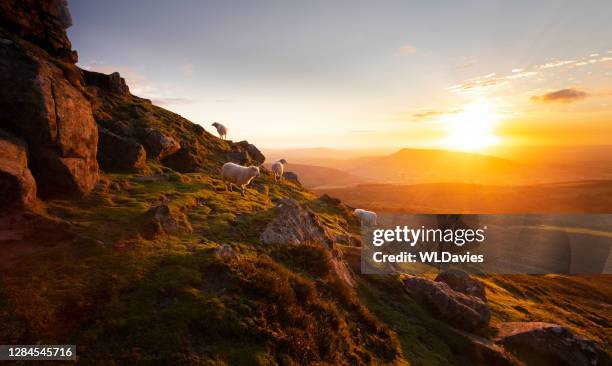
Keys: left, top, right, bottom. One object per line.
{"left": 440, "top": 100, "right": 501, "bottom": 152}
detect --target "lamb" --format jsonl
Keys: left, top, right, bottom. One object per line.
{"left": 221, "top": 162, "right": 260, "bottom": 196}
{"left": 271, "top": 159, "right": 288, "bottom": 181}
{"left": 211, "top": 122, "right": 227, "bottom": 140}
{"left": 354, "top": 208, "right": 377, "bottom": 227}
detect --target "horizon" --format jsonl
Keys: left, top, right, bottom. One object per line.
{"left": 69, "top": 0, "right": 612, "bottom": 151}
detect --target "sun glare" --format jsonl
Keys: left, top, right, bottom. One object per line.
{"left": 440, "top": 101, "right": 501, "bottom": 152}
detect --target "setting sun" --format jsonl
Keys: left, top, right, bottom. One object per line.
{"left": 439, "top": 101, "right": 502, "bottom": 152}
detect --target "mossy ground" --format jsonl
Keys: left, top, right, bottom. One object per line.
{"left": 0, "top": 163, "right": 404, "bottom": 365}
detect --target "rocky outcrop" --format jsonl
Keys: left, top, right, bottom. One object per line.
{"left": 435, "top": 269, "right": 487, "bottom": 302}
{"left": 142, "top": 128, "right": 181, "bottom": 160}
{"left": 0, "top": 0, "right": 99, "bottom": 197}
{"left": 261, "top": 199, "right": 334, "bottom": 246}
{"left": 0, "top": 130, "right": 37, "bottom": 209}
{"left": 494, "top": 322, "right": 602, "bottom": 366}
{"left": 401, "top": 275, "right": 491, "bottom": 331}
{"left": 97, "top": 127, "right": 145, "bottom": 171}
{"left": 0, "top": 0, "right": 75, "bottom": 62}
{"left": 261, "top": 198, "right": 355, "bottom": 287}
{"left": 142, "top": 204, "right": 192, "bottom": 239}
{"left": 234, "top": 141, "right": 265, "bottom": 165}
{"left": 161, "top": 146, "right": 204, "bottom": 173}
{"left": 227, "top": 141, "right": 265, "bottom": 165}
{"left": 81, "top": 69, "right": 129, "bottom": 96}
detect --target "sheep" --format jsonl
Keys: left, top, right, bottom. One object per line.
{"left": 354, "top": 208, "right": 377, "bottom": 227}
{"left": 211, "top": 122, "right": 227, "bottom": 140}
{"left": 271, "top": 158, "right": 288, "bottom": 182}
{"left": 221, "top": 162, "right": 260, "bottom": 196}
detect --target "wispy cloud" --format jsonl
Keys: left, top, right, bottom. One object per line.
{"left": 398, "top": 44, "right": 417, "bottom": 55}
{"left": 530, "top": 88, "right": 588, "bottom": 104}
{"left": 447, "top": 73, "right": 506, "bottom": 92}
{"left": 152, "top": 97, "right": 196, "bottom": 106}
{"left": 412, "top": 109, "right": 462, "bottom": 119}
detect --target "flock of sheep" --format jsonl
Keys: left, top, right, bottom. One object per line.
{"left": 211, "top": 122, "right": 378, "bottom": 227}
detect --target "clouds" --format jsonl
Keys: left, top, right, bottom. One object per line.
{"left": 530, "top": 88, "right": 588, "bottom": 104}
{"left": 398, "top": 44, "right": 417, "bottom": 55}
{"left": 412, "top": 109, "right": 461, "bottom": 119}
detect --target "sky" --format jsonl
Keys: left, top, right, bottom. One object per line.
{"left": 69, "top": 0, "right": 612, "bottom": 151}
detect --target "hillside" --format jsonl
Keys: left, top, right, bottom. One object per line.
{"left": 1, "top": 2, "right": 610, "bottom": 365}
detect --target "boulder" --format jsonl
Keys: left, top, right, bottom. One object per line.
{"left": 161, "top": 146, "right": 204, "bottom": 173}
{"left": 260, "top": 198, "right": 334, "bottom": 247}
{"left": 494, "top": 322, "right": 602, "bottom": 366}
{"left": 234, "top": 140, "right": 266, "bottom": 165}
{"left": 215, "top": 244, "right": 239, "bottom": 260}
{"left": 142, "top": 204, "right": 191, "bottom": 239}
{"left": 0, "top": 0, "right": 75, "bottom": 61}
{"left": 226, "top": 150, "right": 249, "bottom": 165}
{"left": 142, "top": 128, "right": 181, "bottom": 160}
{"left": 0, "top": 23, "right": 99, "bottom": 197}
{"left": 435, "top": 269, "right": 487, "bottom": 302}
{"left": 81, "top": 69, "right": 129, "bottom": 96}
{"left": 401, "top": 275, "right": 490, "bottom": 331}
{"left": 284, "top": 171, "right": 300, "bottom": 183}
{"left": 97, "top": 127, "right": 145, "bottom": 171}
{"left": 0, "top": 130, "right": 37, "bottom": 209}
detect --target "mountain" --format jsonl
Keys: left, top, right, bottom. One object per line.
{"left": 346, "top": 148, "right": 525, "bottom": 185}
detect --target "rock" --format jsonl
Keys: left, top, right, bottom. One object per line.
{"left": 494, "top": 322, "right": 602, "bottom": 366}
{"left": 449, "top": 328, "right": 522, "bottom": 366}
{"left": 261, "top": 199, "right": 356, "bottom": 287}
{"left": 81, "top": 70, "right": 130, "bottom": 96}
{"left": 260, "top": 198, "right": 334, "bottom": 247}
{"left": 0, "top": 130, "right": 37, "bottom": 209}
{"left": 97, "top": 127, "right": 145, "bottom": 171}
{"left": 0, "top": 20, "right": 99, "bottom": 197}
{"left": 284, "top": 171, "right": 300, "bottom": 183}
{"left": 320, "top": 194, "right": 342, "bottom": 206}
{"left": 401, "top": 275, "right": 491, "bottom": 331}
{"left": 142, "top": 128, "right": 181, "bottom": 160}
{"left": 161, "top": 146, "right": 204, "bottom": 173}
{"left": 0, "top": 0, "right": 74, "bottom": 61}
{"left": 233, "top": 140, "right": 266, "bottom": 165}
{"left": 435, "top": 269, "right": 487, "bottom": 302}
{"left": 226, "top": 150, "right": 249, "bottom": 165}
{"left": 142, "top": 204, "right": 191, "bottom": 239}
{"left": 215, "top": 244, "right": 239, "bottom": 260}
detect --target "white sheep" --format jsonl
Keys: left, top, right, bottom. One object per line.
{"left": 211, "top": 122, "right": 227, "bottom": 140}
{"left": 271, "top": 159, "right": 288, "bottom": 182}
{"left": 354, "top": 208, "right": 377, "bottom": 227}
{"left": 221, "top": 162, "right": 260, "bottom": 196}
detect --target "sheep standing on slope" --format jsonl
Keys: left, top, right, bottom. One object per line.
{"left": 271, "top": 159, "right": 288, "bottom": 182}
{"left": 221, "top": 162, "right": 260, "bottom": 196}
{"left": 211, "top": 122, "right": 227, "bottom": 140}
{"left": 354, "top": 208, "right": 378, "bottom": 227}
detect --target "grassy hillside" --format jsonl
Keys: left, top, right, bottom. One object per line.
{"left": 0, "top": 162, "right": 405, "bottom": 364}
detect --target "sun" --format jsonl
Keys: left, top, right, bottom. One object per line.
{"left": 439, "top": 100, "right": 501, "bottom": 152}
